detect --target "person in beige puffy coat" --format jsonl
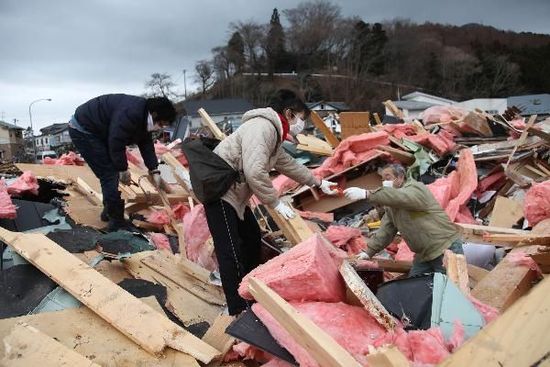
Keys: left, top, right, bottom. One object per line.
{"left": 203, "top": 90, "right": 337, "bottom": 315}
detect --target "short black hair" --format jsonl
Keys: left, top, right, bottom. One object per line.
{"left": 146, "top": 96, "right": 176, "bottom": 124}
{"left": 268, "top": 89, "right": 311, "bottom": 119}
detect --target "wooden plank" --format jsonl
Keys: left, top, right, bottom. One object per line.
{"left": 504, "top": 114, "right": 537, "bottom": 169}
{"left": 2, "top": 322, "right": 100, "bottom": 367}
{"left": 489, "top": 196, "right": 524, "bottom": 228}
{"left": 75, "top": 177, "right": 103, "bottom": 205}
{"left": 265, "top": 204, "right": 315, "bottom": 245}
{"left": 310, "top": 111, "right": 340, "bottom": 148}
{"left": 202, "top": 315, "right": 236, "bottom": 366}
{"left": 373, "top": 112, "right": 382, "bottom": 125}
{"left": 339, "top": 260, "right": 396, "bottom": 330}
{"left": 444, "top": 251, "right": 470, "bottom": 294}
{"left": 365, "top": 345, "right": 410, "bottom": 367}
{"left": 467, "top": 264, "right": 489, "bottom": 288}
{"left": 471, "top": 246, "right": 540, "bottom": 311}
{"left": 440, "top": 275, "right": 550, "bottom": 367}
{"left": 296, "top": 134, "right": 333, "bottom": 156}
{"left": 383, "top": 100, "right": 404, "bottom": 119}
{"left": 481, "top": 234, "right": 550, "bottom": 247}
{"left": 64, "top": 189, "right": 105, "bottom": 230}
{"left": 339, "top": 112, "right": 372, "bottom": 139}
{"left": 0, "top": 297, "right": 200, "bottom": 367}
{"left": 248, "top": 277, "right": 362, "bottom": 367}
{"left": 0, "top": 228, "right": 220, "bottom": 362}
{"left": 16, "top": 163, "right": 101, "bottom": 192}
{"left": 198, "top": 108, "right": 226, "bottom": 140}
{"left": 123, "top": 252, "right": 223, "bottom": 327}
{"left": 376, "top": 145, "right": 415, "bottom": 165}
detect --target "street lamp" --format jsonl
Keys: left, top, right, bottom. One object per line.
{"left": 28, "top": 98, "right": 52, "bottom": 160}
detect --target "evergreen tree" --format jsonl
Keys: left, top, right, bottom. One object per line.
{"left": 266, "top": 8, "right": 288, "bottom": 74}
{"left": 227, "top": 31, "right": 245, "bottom": 74}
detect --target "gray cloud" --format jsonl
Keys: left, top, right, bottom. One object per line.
{"left": 1, "top": 0, "right": 548, "bottom": 130}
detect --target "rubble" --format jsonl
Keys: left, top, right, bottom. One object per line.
{"left": 1, "top": 105, "right": 549, "bottom": 367}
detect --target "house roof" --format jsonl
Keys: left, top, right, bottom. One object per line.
{"left": 177, "top": 98, "right": 254, "bottom": 118}
{"left": 40, "top": 123, "right": 69, "bottom": 135}
{"left": 306, "top": 101, "right": 350, "bottom": 111}
{"left": 402, "top": 91, "right": 456, "bottom": 104}
{"left": 507, "top": 94, "right": 550, "bottom": 115}
{"left": 0, "top": 120, "right": 24, "bottom": 130}
{"left": 393, "top": 100, "right": 435, "bottom": 110}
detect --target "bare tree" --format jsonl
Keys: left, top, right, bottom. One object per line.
{"left": 144, "top": 73, "right": 180, "bottom": 99}
{"left": 195, "top": 60, "right": 215, "bottom": 95}
{"left": 230, "top": 20, "right": 266, "bottom": 74}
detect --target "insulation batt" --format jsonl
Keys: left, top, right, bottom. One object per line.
{"left": 7, "top": 171, "right": 39, "bottom": 196}
{"left": 324, "top": 225, "right": 367, "bottom": 255}
{"left": 395, "top": 240, "right": 415, "bottom": 262}
{"left": 239, "top": 234, "right": 346, "bottom": 302}
{"left": 149, "top": 232, "right": 171, "bottom": 252}
{"left": 252, "top": 302, "right": 387, "bottom": 367}
{"left": 524, "top": 180, "right": 550, "bottom": 226}
{"left": 182, "top": 204, "right": 218, "bottom": 271}
{"left": 171, "top": 202, "right": 190, "bottom": 221}
{"left": 145, "top": 209, "right": 170, "bottom": 226}
{"left": 43, "top": 151, "right": 85, "bottom": 165}
{"left": 382, "top": 124, "right": 456, "bottom": 156}
{"left": 296, "top": 209, "right": 334, "bottom": 223}
{"left": 0, "top": 179, "right": 17, "bottom": 219}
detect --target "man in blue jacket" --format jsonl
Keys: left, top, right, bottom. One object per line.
{"left": 69, "top": 94, "right": 176, "bottom": 231}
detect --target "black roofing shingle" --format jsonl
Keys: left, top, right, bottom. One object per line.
{"left": 177, "top": 98, "right": 254, "bottom": 117}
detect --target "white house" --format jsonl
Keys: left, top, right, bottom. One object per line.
{"left": 386, "top": 91, "right": 456, "bottom": 120}
{"left": 455, "top": 98, "right": 507, "bottom": 115}
{"left": 177, "top": 98, "right": 254, "bottom": 132}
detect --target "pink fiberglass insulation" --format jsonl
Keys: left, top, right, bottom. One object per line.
{"left": 447, "top": 320, "right": 465, "bottom": 353}
{"left": 252, "top": 302, "right": 387, "bottom": 367}
{"left": 232, "top": 342, "right": 272, "bottom": 363}
{"left": 506, "top": 252, "right": 542, "bottom": 275}
{"left": 383, "top": 124, "right": 457, "bottom": 156}
{"left": 421, "top": 105, "right": 467, "bottom": 125}
{"left": 182, "top": 204, "right": 218, "bottom": 271}
{"left": 407, "top": 328, "right": 450, "bottom": 364}
{"left": 171, "top": 202, "right": 190, "bottom": 221}
{"left": 126, "top": 149, "right": 145, "bottom": 169}
{"left": 261, "top": 358, "right": 294, "bottom": 367}
{"left": 428, "top": 149, "right": 477, "bottom": 222}
{"left": 149, "top": 232, "right": 172, "bottom": 252}
{"left": 524, "top": 181, "right": 550, "bottom": 226}
{"left": 313, "top": 132, "right": 389, "bottom": 179}
{"left": 7, "top": 171, "right": 39, "bottom": 196}
{"left": 395, "top": 240, "right": 415, "bottom": 262}
{"left": 296, "top": 209, "right": 334, "bottom": 223}
{"left": 477, "top": 171, "right": 506, "bottom": 195}
{"left": 43, "top": 151, "right": 85, "bottom": 166}
{"left": 467, "top": 295, "right": 499, "bottom": 324}
{"left": 239, "top": 234, "right": 346, "bottom": 302}
{"left": 154, "top": 141, "right": 170, "bottom": 156}
{"left": 146, "top": 209, "right": 170, "bottom": 226}
{"left": 455, "top": 206, "right": 476, "bottom": 224}
{"left": 324, "top": 225, "right": 366, "bottom": 255}
{"left": 0, "top": 179, "right": 17, "bottom": 219}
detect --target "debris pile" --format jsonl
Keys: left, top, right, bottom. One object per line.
{"left": 1, "top": 105, "right": 549, "bottom": 366}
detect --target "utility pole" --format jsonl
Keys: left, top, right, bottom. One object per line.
{"left": 28, "top": 98, "right": 52, "bottom": 159}
{"left": 183, "top": 69, "right": 187, "bottom": 99}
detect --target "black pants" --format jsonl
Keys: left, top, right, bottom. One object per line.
{"left": 204, "top": 199, "right": 261, "bottom": 315}
{"left": 69, "top": 127, "right": 120, "bottom": 204}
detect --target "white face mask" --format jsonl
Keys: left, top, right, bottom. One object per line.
{"left": 146, "top": 113, "right": 160, "bottom": 132}
{"left": 289, "top": 117, "right": 305, "bottom": 136}
{"left": 382, "top": 180, "right": 394, "bottom": 188}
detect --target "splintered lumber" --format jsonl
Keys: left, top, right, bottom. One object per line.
{"left": 198, "top": 108, "right": 226, "bottom": 141}
{"left": 444, "top": 251, "right": 470, "bottom": 295}
{"left": 481, "top": 234, "right": 550, "bottom": 247}
{"left": 339, "top": 112, "right": 372, "bottom": 139}
{"left": 0, "top": 297, "right": 200, "bottom": 367}
{"left": 373, "top": 112, "right": 382, "bottom": 125}
{"left": 376, "top": 145, "right": 415, "bottom": 165}
{"left": 2, "top": 322, "right": 100, "bottom": 367}
{"left": 471, "top": 246, "right": 540, "bottom": 311}
{"left": 265, "top": 204, "right": 315, "bottom": 245}
{"left": 383, "top": 100, "right": 404, "bottom": 119}
{"left": 75, "top": 177, "right": 103, "bottom": 205}
{"left": 310, "top": 111, "right": 340, "bottom": 148}
{"left": 440, "top": 276, "right": 550, "bottom": 367}
{"left": 467, "top": 265, "right": 490, "bottom": 288}
{"left": 202, "top": 315, "right": 236, "bottom": 366}
{"left": 0, "top": 228, "right": 220, "bottom": 362}
{"left": 489, "top": 196, "right": 524, "bottom": 228}
{"left": 504, "top": 114, "right": 537, "bottom": 169}
{"left": 339, "top": 261, "right": 396, "bottom": 330}
{"left": 123, "top": 252, "right": 223, "bottom": 327}
{"left": 162, "top": 152, "right": 192, "bottom": 194}
{"left": 365, "top": 345, "right": 410, "bottom": 367}
{"left": 296, "top": 134, "right": 334, "bottom": 156}
{"left": 16, "top": 163, "right": 101, "bottom": 192}
{"left": 248, "top": 277, "right": 362, "bottom": 367}
{"left": 64, "top": 188, "right": 105, "bottom": 230}
{"left": 456, "top": 223, "right": 533, "bottom": 245}
{"left": 354, "top": 258, "right": 412, "bottom": 273}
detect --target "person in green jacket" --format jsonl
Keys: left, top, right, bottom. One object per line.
{"left": 344, "top": 163, "right": 464, "bottom": 277}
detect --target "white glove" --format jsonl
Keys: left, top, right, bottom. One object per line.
{"left": 356, "top": 251, "right": 370, "bottom": 260}
{"left": 119, "top": 170, "right": 131, "bottom": 185}
{"left": 318, "top": 180, "right": 338, "bottom": 195}
{"left": 149, "top": 169, "right": 162, "bottom": 187}
{"left": 344, "top": 187, "right": 368, "bottom": 201}
{"left": 274, "top": 201, "right": 295, "bottom": 220}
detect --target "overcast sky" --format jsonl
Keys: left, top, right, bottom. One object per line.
{"left": 1, "top": 0, "right": 549, "bottom": 132}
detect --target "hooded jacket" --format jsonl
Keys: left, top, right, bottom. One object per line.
{"left": 74, "top": 94, "right": 157, "bottom": 172}
{"left": 214, "top": 107, "right": 317, "bottom": 219}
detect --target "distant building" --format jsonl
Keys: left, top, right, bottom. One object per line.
{"left": 455, "top": 98, "right": 507, "bottom": 115}
{"left": 507, "top": 94, "right": 550, "bottom": 116}
{"left": 387, "top": 91, "right": 456, "bottom": 120}
{"left": 0, "top": 120, "right": 24, "bottom": 161}
{"left": 306, "top": 101, "right": 350, "bottom": 116}
{"left": 34, "top": 123, "right": 72, "bottom": 152}
{"left": 176, "top": 98, "right": 255, "bottom": 133}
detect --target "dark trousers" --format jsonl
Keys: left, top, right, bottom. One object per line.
{"left": 204, "top": 199, "right": 262, "bottom": 315}
{"left": 69, "top": 127, "right": 120, "bottom": 204}
{"left": 408, "top": 240, "right": 465, "bottom": 277}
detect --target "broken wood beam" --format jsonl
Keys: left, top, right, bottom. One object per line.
{"left": 339, "top": 260, "right": 396, "bottom": 330}
{"left": 504, "top": 114, "right": 537, "bottom": 169}
{"left": 296, "top": 134, "right": 334, "bottom": 156}
{"left": 353, "top": 258, "right": 412, "bottom": 273}
{"left": 248, "top": 277, "right": 362, "bottom": 367}
{"left": 265, "top": 204, "right": 315, "bottom": 245}
{"left": 310, "top": 111, "right": 340, "bottom": 148}
{"left": 376, "top": 145, "right": 415, "bottom": 165}
{"left": 365, "top": 345, "right": 410, "bottom": 367}
{"left": 202, "top": 315, "right": 236, "bottom": 366}
{"left": 198, "top": 108, "right": 227, "bottom": 141}
{"left": 383, "top": 100, "right": 404, "bottom": 119}
{"left": 0, "top": 228, "right": 220, "bottom": 362}
{"left": 444, "top": 251, "right": 470, "bottom": 295}
{"left": 339, "top": 112, "right": 372, "bottom": 139}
